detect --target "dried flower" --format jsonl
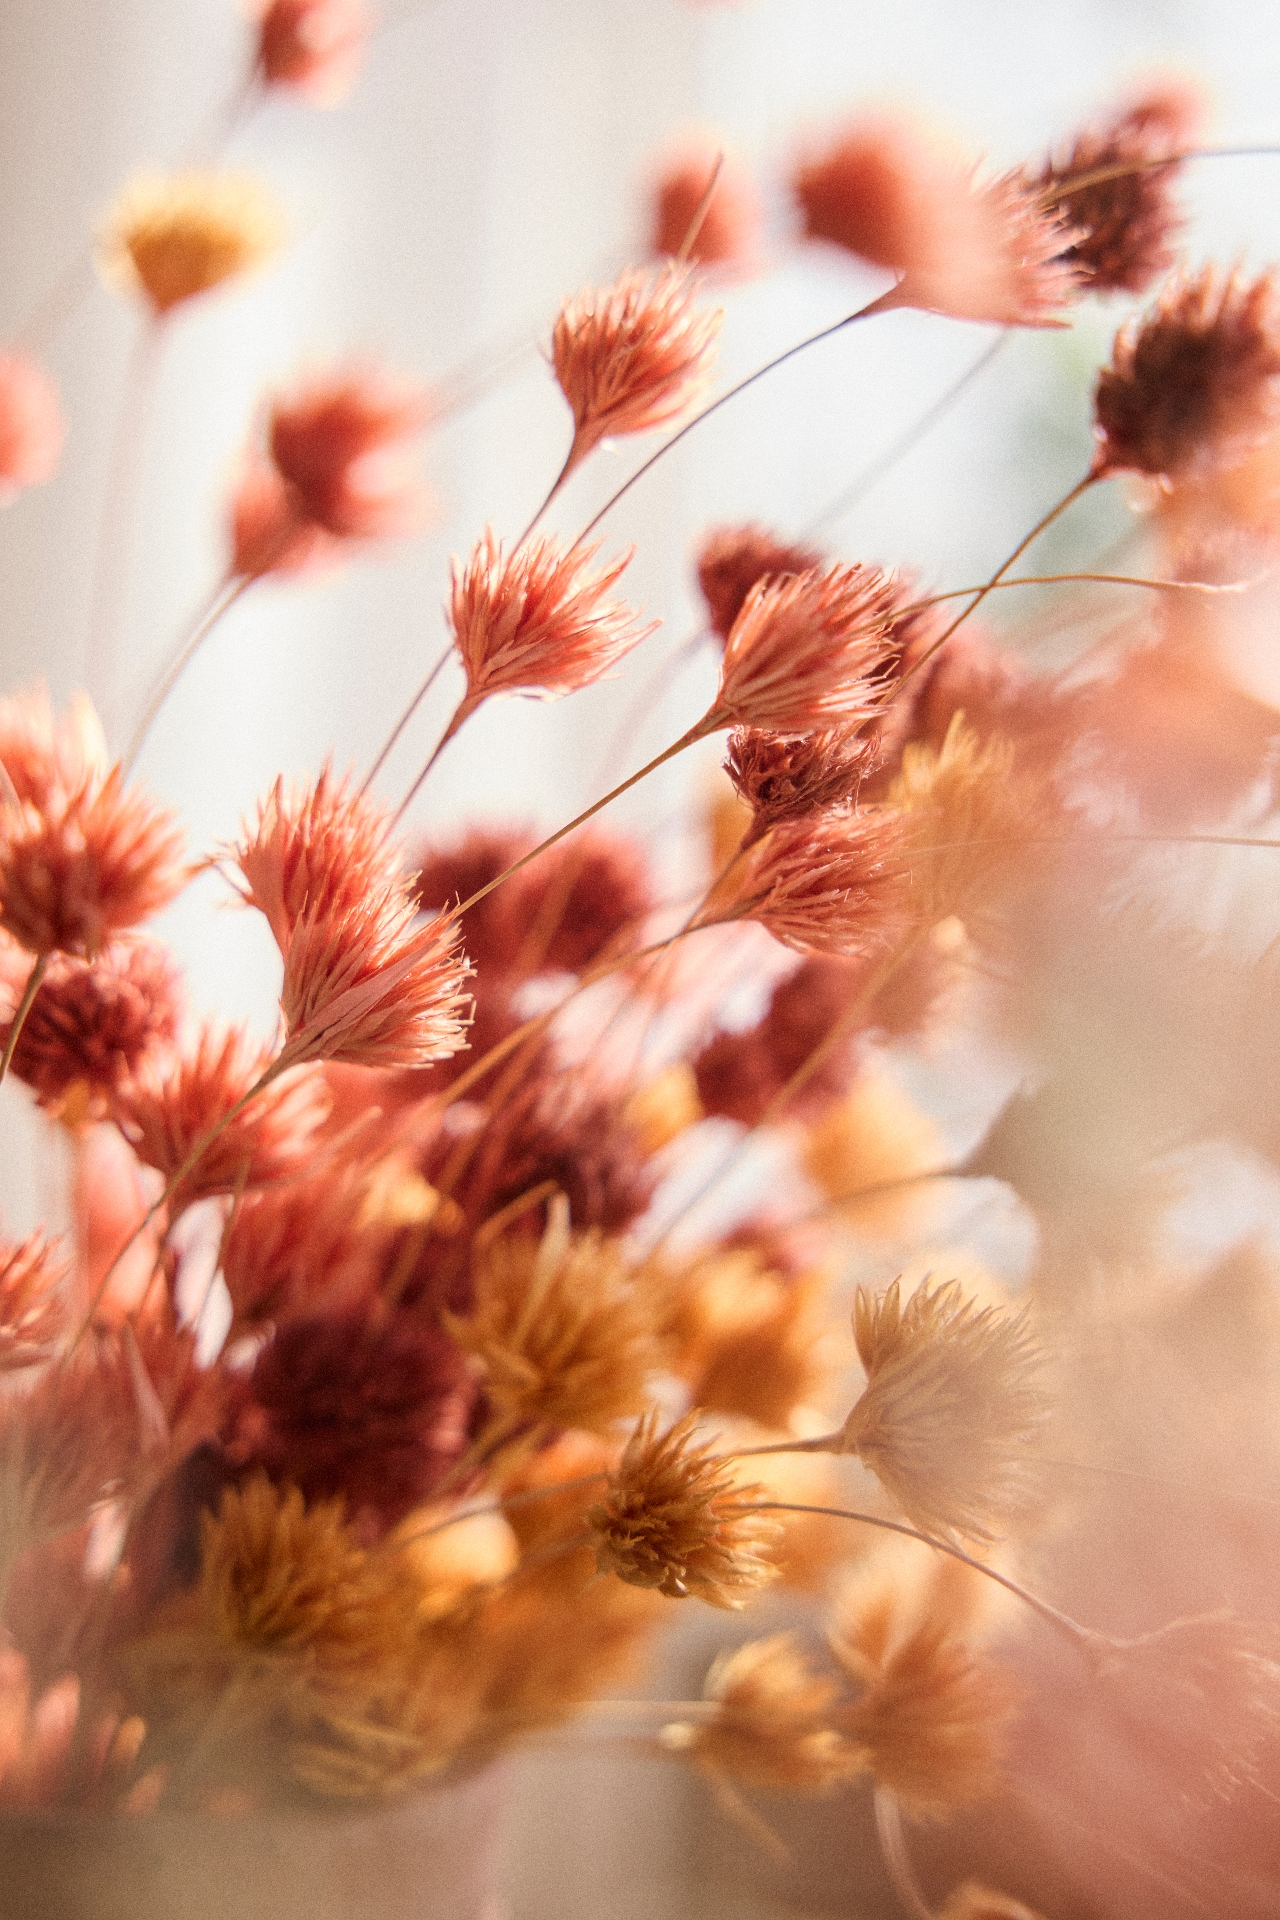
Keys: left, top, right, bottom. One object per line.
{"left": 713, "top": 565, "right": 904, "bottom": 735}
{"left": 0, "top": 769, "right": 186, "bottom": 959}
{"left": 1092, "top": 266, "right": 1280, "bottom": 482}
{"left": 99, "top": 172, "right": 285, "bottom": 316}
{"left": 588, "top": 1410, "right": 781, "bottom": 1608}
{"left": 2, "top": 938, "right": 183, "bottom": 1122}
{"left": 794, "top": 116, "right": 1077, "bottom": 327}
{"left": 837, "top": 1276, "right": 1044, "bottom": 1545}
{"left": 255, "top": 0, "right": 368, "bottom": 104}
{"left": 447, "top": 1201, "right": 667, "bottom": 1437}
{"left": 412, "top": 826, "right": 536, "bottom": 974}
{"left": 831, "top": 1557, "right": 1016, "bottom": 1815}
{"left": 218, "top": 1163, "right": 386, "bottom": 1327}
{"left": 0, "top": 356, "right": 64, "bottom": 502}
{"left": 695, "top": 524, "right": 825, "bottom": 644}
{"left": 721, "top": 806, "right": 911, "bottom": 961}
{"left": 649, "top": 139, "right": 761, "bottom": 270}
{"left": 661, "top": 1633, "right": 855, "bottom": 1793}
{"left": 803, "top": 1066, "right": 946, "bottom": 1234}
{"left": 497, "top": 827, "right": 652, "bottom": 975}
{"left": 269, "top": 365, "right": 431, "bottom": 540}
{"left": 112, "top": 1021, "right": 331, "bottom": 1213}
{"left": 449, "top": 530, "right": 656, "bottom": 719}
{"left": 726, "top": 728, "right": 876, "bottom": 843}
{"left": 233, "top": 767, "right": 398, "bottom": 951}
{"left": 551, "top": 264, "right": 723, "bottom": 475}
{"left": 1031, "top": 83, "right": 1201, "bottom": 295}
{"left": 0, "top": 1233, "right": 67, "bottom": 1372}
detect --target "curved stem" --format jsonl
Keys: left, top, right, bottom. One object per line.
{"left": 0, "top": 954, "right": 48, "bottom": 1086}
{"left": 360, "top": 640, "right": 454, "bottom": 801}
{"left": 123, "top": 573, "right": 250, "bottom": 774}
{"left": 898, "top": 568, "right": 1249, "bottom": 615}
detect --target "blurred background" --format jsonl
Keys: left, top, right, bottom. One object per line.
{"left": 0, "top": 1, "right": 1278, "bottom": 1912}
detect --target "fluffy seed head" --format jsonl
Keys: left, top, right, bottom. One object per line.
{"left": 551, "top": 264, "right": 723, "bottom": 473}
{"left": 839, "top": 1276, "right": 1045, "bottom": 1545}
{"left": 0, "top": 1233, "right": 68, "bottom": 1372}
{"left": 1, "top": 938, "right": 183, "bottom": 1122}
{"left": 99, "top": 172, "right": 285, "bottom": 315}
{"left": 696, "top": 524, "right": 825, "bottom": 644}
{"left": 1092, "top": 267, "right": 1280, "bottom": 482}
{"left": 588, "top": 1410, "right": 781, "bottom": 1608}
{"left": 714, "top": 565, "right": 904, "bottom": 735}
{"left": 721, "top": 806, "right": 912, "bottom": 960}
{"left": 449, "top": 530, "right": 656, "bottom": 714}
{"left": 0, "top": 356, "right": 64, "bottom": 502}
{"left": 269, "top": 365, "right": 431, "bottom": 539}
{"left": 661, "top": 1633, "right": 855, "bottom": 1794}
{"left": 649, "top": 139, "right": 761, "bottom": 270}
{"left": 255, "top": 0, "right": 368, "bottom": 104}
{"left": 232, "top": 766, "right": 399, "bottom": 954}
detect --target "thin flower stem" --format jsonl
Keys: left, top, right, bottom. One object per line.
{"left": 874, "top": 1791, "right": 934, "bottom": 1920}
{"left": 806, "top": 329, "right": 1011, "bottom": 537}
{"left": 575, "top": 284, "right": 904, "bottom": 546}
{"left": 376, "top": 1471, "right": 612, "bottom": 1556}
{"left": 515, "top": 443, "right": 579, "bottom": 551}
{"left": 899, "top": 568, "right": 1249, "bottom": 614}
{"left": 0, "top": 954, "right": 48, "bottom": 1087}
{"left": 675, "top": 153, "right": 725, "bottom": 265}
{"left": 123, "top": 572, "right": 252, "bottom": 773}
{"left": 1039, "top": 142, "right": 1280, "bottom": 204}
{"left": 360, "top": 640, "right": 454, "bottom": 800}
{"left": 392, "top": 703, "right": 470, "bottom": 825}
{"left": 84, "top": 320, "right": 166, "bottom": 733}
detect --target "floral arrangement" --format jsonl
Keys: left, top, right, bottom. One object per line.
{"left": 0, "top": 7, "right": 1278, "bottom": 1919}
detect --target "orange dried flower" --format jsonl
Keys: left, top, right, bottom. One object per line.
{"left": 113, "top": 1021, "right": 331, "bottom": 1213}
{"left": 0, "top": 1233, "right": 67, "bottom": 1372}
{"left": 721, "top": 807, "right": 911, "bottom": 960}
{"left": 588, "top": 1410, "right": 781, "bottom": 1608}
{"left": 1092, "top": 267, "right": 1280, "bottom": 482}
{"left": 661, "top": 1633, "right": 855, "bottom": 1793}
{"left": 794, "top": 116, "right": 1077, "bottom": 327}
{"left": 726, "top": 727, "right": 876, "bottom": 843}
{"left": 99, "top": 172, "right": 285, "bottom": 316}
{"left": 0, "top": 768, "right": 186, "bottom": 959}
{"left": 269, "top": 366, "right": 432, "bottom": 540}
{"left": 0, "top": 687, "right": 105, "bottom": 813}
{"left": 449, "top": 530, "right": 656, "bottom": 718}
{"left": 219, "top": 1162, "right": 386, "bottom": 1327}
{"left": 228, "top": 452, "right": 338, "bottom": 579}
{"left": 695, "top": 524, "right": 825, "bottom": 644}
{"left": 0, "top": 356, "right": 64, "bottom": 503}
{"left": 255, "top": 0, "right": 368, "bottom": 105}
{"left": 838, "top": 1276, "right": 1044, "bottom": 1546}
{"left": 649, "top": 139, "right": 761, "bottom": 270}
{"left": 1032, "top": 83, "right": 1201, "bottom": 295}
{"left": 713, "top": 565, "right": 904, "bottom": 735}
{"left": 551, "top": 264, "right": 723, "bottom": 475}
{"left": 2, "top": 939, "right": 183, "bottom": 1122}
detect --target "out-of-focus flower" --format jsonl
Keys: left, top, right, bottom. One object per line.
{"left": 1031, "top": 82, "right": 1202, "bottom": 295}
{"left": 1, "top": 938, "right": 183, "bottom": 1123}
{"left": 449, "top": 531, "right": 656, "bottom": 719}
{"left": 836, "top": 1276, "right": 1045, "bottom": 1545}
{"left": 227, "top": 452, "right": 339, "bottom": 580}
{"left": 713, "top": 565, "right": 903, "bottom": 735}
{"left": 497, "top": 827, "right": 653, "bottom": 976}
{"left": 696, "top": 524, "right": 825, "bottom": 644}
{"left": 662, "top": 1245, "right": 829, "bottom": 1431}
{"left": 648, "top": 137, "right": 761, "bottom": 271}
{"left": 0, "top": 356, "right": 64, "bottom": 503}
{"left": 938, "top": 1886, "right": 1047, "bottom": 1920}
{"left": 269, "top": 366, "right": 432, "bottom": 540}
{"left": 0, "top": 1652, "right": 82, "bottom": 1811}
{"left": 233, "top": 767, "right": 398, "bottom": 951}
{"left": 660, "top": 1633, "right": 855, "bottom": 1793}
{"left": 98, "top": 172, "right": 285, "bottom": 317}
{"left": 588, "top": 1410, "right": 781, "bottom": 1608}
{"left": 720, "top": 807, "right": 911, "bottom": 961}
{"left": 254, "top": 0, "right": 369, "bottom": 105}
{"left": 794, "top": 116, "right": 1078, "bottom": 327}
{"left": 1092, "top": 267, "right": 1280, "bottom": 482}
{"left": 0, "top": 1233, "right": 67, "bottom": 1372}
{"left": 551, "top": 264, "right": 723, "bottom": 475}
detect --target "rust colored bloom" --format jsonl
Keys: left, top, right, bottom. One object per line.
{"left": 113, "top": 1021, "right": 331, "bottom": 1213}
{"left": 551, "top": 263, "right": 723, "bottom": 475}
{"left": 661, "top": 1633, "right": 855, "bottom": 1793}
{"left": 0, "top": 1233, "right": 67, "bottom": 1372}
{"left": 726, "top": 727, "right": 876, "bottom": 843}
{"left": 412, "top": 825, "right": 535, "bottom": 973}
{"left": 0, "top": 356, "right": 64, "bottom": 503}
{"left": 255, "top": 0, "right": 368, "bottom": 104}
{"left": 649, "top": 138, "right": 761, "bottom": 270}
{"left": 713, "top": 565, "right": 904, "bottom": 735}
{"left": 1032, "top": 83, "right": 1201, "bottom": 295}
{"left": 721, "top": 807, "right": 911, "bottom": 960}
{"left": 694, "top": 955, "right": 869, "bottom": 1126}
{"left": 1092, "top": 267, "right": 1280, "bottom": 482}
{"left": 99, "top": 172, "right": 285, "bottom": 316}
{"left": 0, "top": 768, "right": 186, "bottom": 959}
{"left": 0, "top": 687, "right": 105, "bottom": 813}
{"left": 831, "top": 1558, "right": 1016, "bottom": 1815}
{"left": 794, "top": 116, "right": 1077, "bottom": 327}
{"left": 837, "top": 1276, "right": 1044, "bottom": 1545}
{"left": 695, "top": 524, "right": 824, "bottom": 644}
{"left": 447, "top": 1201, "right": 667, "bottom": 1437}
{"left": 219, "top": 1163, "right": 387, "bottom": 1328}
{"left": 2, "top": 938, "right": 183, "bottom": 1122}
{"left": 498, "top": 827, "right": 652, "bottom": 975}
{"left": 449, "top": 531, "right": 656, "bottom": 719}
{"left": 228, "top": 452, "right": 338, "bottom": 580}
{"left": 269, "top": 365, "right": 431, "bottom": 540}
{"left": 234, "top": 1307, "right": 477, "bottom": 1527}
{"left": 588, "top": 1410, "right": 781, "bottom": 1608}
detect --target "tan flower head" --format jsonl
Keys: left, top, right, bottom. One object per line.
{"left": 551, "top": 264, "right": 723, "bottom": 475}
{"left": 0, "top": 1337, "right": 140, "bottom": 1577}
{"left": 726, "top": 727, "right": 876, "bottom": 844}
{"left": 449, "top": 530, "right": 656, "bottom": 719}
{"left": 695, "top": 524, "right": 825, "bottom": 644}
{"left": 661, "top": 1633, "right": 856, "bottom": 1794}
{"left": 99, "top": 172, "right": 285, "bottom": 316}
{"left": 713, "top": 564, "right": 904, "bottom": 736}
{"left": 720, "top": 806, "right": 911, "bottom": 960}
{"left": 0, "top": 768, "right": 186, "bottom": 959}
{"left": 2, "top": 938, "right": 183, "bottom": 1122}
{"left": 255, "top": 0, "right": 369, "bottom": 105}
{"left": 588, "top": 1410, "right": 781, "bottom": 1608}
{"left": 0, "top": 1232, "right": 67, "bottom": 1372}
{"left": 839, "top": 1276, "right": 1045, "bottom": 1546}
{"left": 831, "top": 1556, "right": 1016, "bottom": 1815}
{"left": 0, "top": 356, "right": 64, "bottom": 503}
{"left": 447, "top": 1198, "right": 667, "bottom": 1437}
{"left": 1092, "top": 266, "right": 1280, "bottom": 482}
